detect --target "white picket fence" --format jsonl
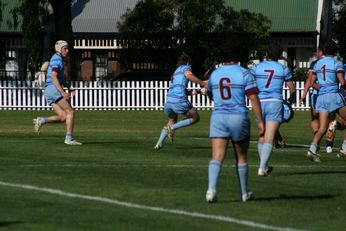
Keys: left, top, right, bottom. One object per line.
{"left": 0, "top": 80, "right": 309, "bottom": 110}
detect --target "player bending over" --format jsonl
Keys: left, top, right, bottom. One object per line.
{"left": 205, "top": 47, "right": 264, "bottom": 203}
{"left": 154, "top": 53, "right": 207, "bottom": 149}
{"left": 33, "top": 40, "right": 81, "bottom": 145}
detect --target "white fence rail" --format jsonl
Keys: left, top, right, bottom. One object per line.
{"left": 0, "top": 80, "right": 309, "bottom": 110}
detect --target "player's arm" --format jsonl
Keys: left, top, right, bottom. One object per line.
{"left": 185, "top": 70, "right": 207, "bottom": 88}
{"left": 247, "top": 88, "right": 265, "bottom": 136}
{"left": 337, "top": 71, "right": 345, "bottom": 87}
{"left": 301, "top": 71, "right": 316, "bottom": 102}
{"left": 51, "top": 71, "right": 69, "bottom": 100}
{"left": 286, "top": 80, "right": 296, "bottom": 104}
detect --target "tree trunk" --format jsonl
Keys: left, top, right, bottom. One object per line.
{"left": 49, "top": 0, "right": 76, "bottom": 81}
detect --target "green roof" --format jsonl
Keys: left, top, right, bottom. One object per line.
{"left": 0, "top": 0, "right": 22, "bottom": 33}
{"left": 224, "top": 0, "right": 319, "bottom": 32}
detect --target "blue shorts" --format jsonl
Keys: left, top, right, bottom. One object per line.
{"left": 261, "top": 101, "right": 283, "bottom": 123}
{"left": 316, "top": 92, "right": 346, "bottom": 112}
{"left": 164, "top": 100, "right": 192, "bottom": 117}
{"left": 209, "top": 113, "right": 250, "bottom": 142}
{"left": 44, "top": 85, "right": 63, "bottom": 105}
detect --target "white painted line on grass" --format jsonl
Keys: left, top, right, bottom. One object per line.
{"left": 14, "top": 163, "right": 346, "bottom": 169}
{"left": 0, "top": 180, "right": 307, "bottom": 231}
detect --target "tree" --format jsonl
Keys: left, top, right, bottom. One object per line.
{"left": 12, "top": 0, "right": 48, "bottom": 78}
{"left": 117, "top": 0, "right": 271, "bottom": 75}
{"left": 333, "top": 0, "right": 346, "bottom": 60}
{"left": 11, "top": 0, "right": 78, "bottom": 80}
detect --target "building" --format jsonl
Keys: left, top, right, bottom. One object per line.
{"left": 0, "top": 0, "right": 333, "bottom": 80}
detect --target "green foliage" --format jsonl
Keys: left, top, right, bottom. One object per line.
{"left": 11, "top": 0, "right": 49, "bottom": 74}
{"left": 117, "top": 0, "right": 271, "bottom": 74}
{"left": 333, "top": 0, "right": 346, "bottom": 60}
{"left": 294, "top": 67, "right": 309, "bottom": 81}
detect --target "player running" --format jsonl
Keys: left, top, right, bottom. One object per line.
{"left": 154, "top": 53, "right": 207, "bottom": 149}
{"left": 250, "top": 44, "right": 296, "bottom": 176}
{"left": 205, "top": 47, "right": 264, "bottom": 203}
{"left": 33, "top": 40, "right": 81, "bottom": 145}
{"left": 303, "top": 41, "right": 346, "bottom": 162}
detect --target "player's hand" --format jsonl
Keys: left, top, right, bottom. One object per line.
{"left": 69, "top": 88, "right": 76, "bottom": 97}
{"left": 202, "top": 80, "right": 209, "bottom": 89}
{"left": 61, "top": 91, "right": 70, "bottom": 100}
{"left": 257, "top": 121, "right": 265, "bottom": 136}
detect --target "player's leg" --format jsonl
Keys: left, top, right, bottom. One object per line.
{"left": 336, "top": 106, "right": 346, "bottom": 157}
{"left": 155, "top": 105, "right": 177, "bottom": 148}
{"left": 325, "top": 113, "right": 337, "bottom": 153}
{"left": 274, "top": 128, "right": 287, "bottom": 148}
{"left": 172, "top": 107, "right": 199, "bottom": 130}
{"left": 258, "top": 121, "right": 279, "bottom": 176}
{"left": 232, "top": 138, "right": 254, "bottom": 202}
{"left": 56, "top": 99, "right": 81, "bottom": 145}
{"left": 33, "top": 86, "right": 67, "bottom": 134}
{"left": 206, "top": 138, "right": 228, "bottom": 202}
{"left": 307, "top": 112, "right": 329, "bottom": 161}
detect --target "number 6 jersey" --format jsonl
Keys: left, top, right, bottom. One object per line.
{"left": 208, "top": 64, "right": 259, "bottom": 114}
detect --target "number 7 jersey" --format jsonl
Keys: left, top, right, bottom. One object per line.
{"left": 208, "top": 64, "right": 259, "bottom": 114}
{"left": 250, "top": 60, "right": 292, "bottom": 101}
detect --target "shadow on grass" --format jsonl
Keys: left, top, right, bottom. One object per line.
{"left": 216, "top": 194, "right": 337, "bottom": 204}
{"left": 0, "top": 221, "right": 22, "bottom": 227}
{"left": 82, "top": 141, "right": 140, "bottom": 145}
{"left": 278, "top": 170, "right": 346, "bottom": 176}
{"left": 255, "top": 193, "right": 337, "bottom": 201}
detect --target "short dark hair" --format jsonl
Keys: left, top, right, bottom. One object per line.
{"left": 266, "top": 44, "right": 283, "bottom": 61}
{"left": 221, "top": 46, "right": 240, "bottom": 62}
{"left": 177, "top": 53, "right": 192, "bottom": 66}
{"left": 323, "top": 40, "right": 338, "bottom": 55}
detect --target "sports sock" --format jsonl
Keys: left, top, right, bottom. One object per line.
{"left": 257, "top": 142, "right": 264, "bottom": 160}
{"left": 236, "top": 163, "right": 248, "bottom": 195}
{"left": 65, "top": 134, "right": 73, "bottom": 142}
{"left": 156, "top": 127, "right": 167, "bottom": 146}
{"left": 39, "top": 117, "right": 48, "bottom": 125}
{"left": 259, "top": 142, "right": 272, "bottom": 171}
{"left": 342, "top": 140, "right": 346, "bottom": 151}
{"left": 172, "top": 118, "right": 192, "bottom": 130}
{"left": 309, "top": 143, "right": 318, "bottom": 153}
{"left": 208, "top": 160, "right": 222, "bottom": 190}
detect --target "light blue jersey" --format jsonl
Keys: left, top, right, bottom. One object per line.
{"left": 208, "top": 64, "right": 258, "bottom": 140}
{"left": 250, "top": 61, "right": 292, "bottom": 101}
{"left": 166, "top": 65, "right": 191, "bottom": 103}
{"left": 208, "top": 64, "right": 258, "bottom": 115}
{"left": 311, "top": 56, "right": 343, "bottom": 95}
{"left": 44, "top": 53, "right": 65, "bottom": 105}
{"left": 46, "top": 53, "right": 64, "bottom": 87}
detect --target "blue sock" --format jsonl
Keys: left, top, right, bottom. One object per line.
{"left": 65, "top": 134, "right": 73, "bottom": 142}
{"left": 156, "top": 127, "right": 167, "bottom": 146}
{"left": 309, "top": 143, "right": 318, "bottom": 153}
{"left": 258, "top": 142, "right": 264, "bottom": 160}
{"left": 208, "top": 160, "right": 222, "bottom": 190}
{"left": 39, "top": 117, "right": 48, "bottom": 125}
{"left": 172, "top": 118, "right": 192, "bottom": 130}
{"left": 236, "top": 163, "right": 248, "bottom": 195}
{"left": 260, "top": 142, "right": 272, "bottom": 171}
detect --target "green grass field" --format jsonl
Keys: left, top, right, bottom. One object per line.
{"left": 0, "top": 110, "right": 345, "bottom": 231}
